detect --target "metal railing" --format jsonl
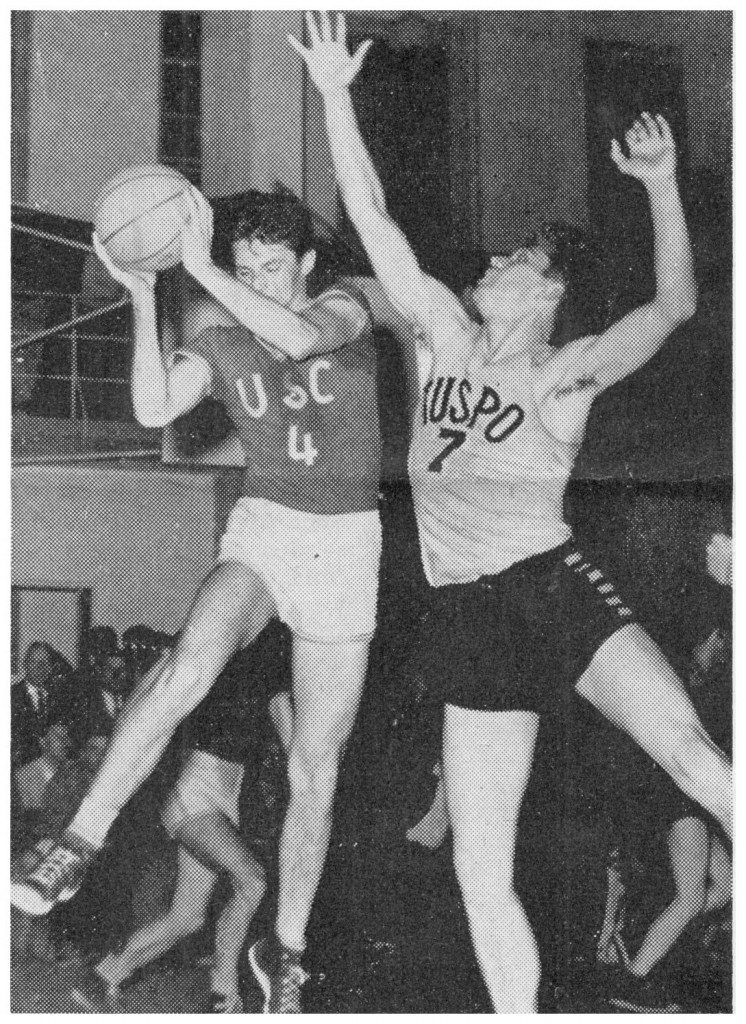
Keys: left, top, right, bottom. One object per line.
{"left": 12, "top": 287, "right": 133, "bottom": 421}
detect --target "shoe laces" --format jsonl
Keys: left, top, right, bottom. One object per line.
{"left": 277, "top": 963, "right": 309, "bottom": 1012}
{"left": 30, "top": 845, "right": 81, "bottom": 886}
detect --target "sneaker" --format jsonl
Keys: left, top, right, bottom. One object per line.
{"left": 11, "top": 837, "right": 57, "bottom": 880}
{"left": 207, "top": 992, "right": 244, "bottom": 1013}
{"left": 71, "top": 968, "right": 123, "bottom": 1012}
{"left": 608, "top": 971, "right": 681, "bottom": 1013}
{"left": 248, "top": 936, "right": 309, "bottom": 1014}
{"left": 10, "top": 831, "right": 95, "bottom": 916}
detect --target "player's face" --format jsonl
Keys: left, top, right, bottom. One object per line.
{"left": 232, "top": 238, "right": 314, "bottom": 307}
{"left": 472, "top": 246, "right": 564, "bottom": 325}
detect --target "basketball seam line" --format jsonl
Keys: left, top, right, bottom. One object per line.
{"left": 99, "top": 189, "right": 185, "bottom": 247}
{"left": 95, "top": 168, "right": 186, "bottom": 207}
{"left": 143, "top": 229, "right": 184, "bottom": 265}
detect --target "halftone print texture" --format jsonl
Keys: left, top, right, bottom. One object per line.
{"left": 11, "top": 9, "right": 731, "bottom": 1015}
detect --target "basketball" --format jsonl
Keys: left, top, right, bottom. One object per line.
{"left": 94, "top": 165, "right": 191, "bottom": 273}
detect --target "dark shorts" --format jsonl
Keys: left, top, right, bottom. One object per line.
{"left": 419, "top": 539, "right": 638, "bottom": 714}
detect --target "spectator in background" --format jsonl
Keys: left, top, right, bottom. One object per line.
{"left": 85, "top": 653, "right": 133, "bottom": 741}
{"left": 122, "top": 625, "right": 174, "bottom": 678}
{"left": 14, "top": 719, "right": 75, "bottom": 814}
{"left": 80, "top": 627, "right": 120, "bottom": 675}
{"left": 11, "top": 643, "right": 69, "bottom": 770}
{"left": 68, "top": 627, "right": 121, "bottom": 747}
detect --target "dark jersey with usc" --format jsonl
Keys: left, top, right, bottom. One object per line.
{"left": 179, "top": 285, "right": 381, "bottom": 515}
{"left": 183, "top": 620, "right": 292, "bottom": 770}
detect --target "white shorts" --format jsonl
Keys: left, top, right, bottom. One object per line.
{"left": 218, "top": 496, "right": 382, "bottom": 642}
{"left": 161, "top": 749, "right": 243, "bottom": 838}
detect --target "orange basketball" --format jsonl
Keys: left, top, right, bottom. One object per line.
{"left": 94, "top": 165, "right": 191, "bottom": 273}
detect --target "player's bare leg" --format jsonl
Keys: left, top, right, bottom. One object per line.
{"left": 249, "top": 635, "right": 369, "bottom": 1011}
{"left": 277, "top": 636, "right": 368, "bottom": 946}
{"left": 11, "top": 561, "right": 275, "bottom": 915}
{"left": 629, "top": 816, "right": 709, "bottom": 977}
{"left": 575, "top": 624, "right": 731, "bottom": 837}
{"left": 75, "top": 846, "right": 216, "bottom": 1010}
{"left": 180, "top": 813, "right": 267, "bottom": 1004}
{"left": 442, "top": 705, "right": 541, "bottom": 1013}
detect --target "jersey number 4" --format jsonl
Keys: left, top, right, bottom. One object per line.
{"left": 428, "top": 428, "right": 466, "bottom": 473}
{"left": 288, "top": 425, "right": 319, "bottom": 467}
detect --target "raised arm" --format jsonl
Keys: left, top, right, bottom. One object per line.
{"left": 93, "top": 236, "right": 210, "bottom": 428}
{"left": 289, "top": 12, "right": 454, "bottom": 328}
{"left": 541, "top": 113, "right": 697, "bottom": 396}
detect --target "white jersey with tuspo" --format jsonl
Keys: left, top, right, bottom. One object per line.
{"left": 408, "top": 308, "right": 578, "bottom": 587}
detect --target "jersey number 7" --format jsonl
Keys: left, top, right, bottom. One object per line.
{"left": 428, "top": 428, "right": 466, "bottom": 473}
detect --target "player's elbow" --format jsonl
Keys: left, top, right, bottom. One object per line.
{"left": 286, "top": 323, "right": 323, "bottom": 361}
{"left": 658, "top": 282, "right": 698, "bottom": 328}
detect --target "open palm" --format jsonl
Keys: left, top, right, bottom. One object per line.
{"left": 611, "top": 112, "right": 677, "bottom": 185}
{"left": 288, "top": 11, "right": 372, "bottom": 95}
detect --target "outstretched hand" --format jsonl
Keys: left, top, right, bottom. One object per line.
{"left": 611, "top": 112, "right": 677, "bottom": 186}
{"left": 288, "top": 11, "right": 372, "bottom": 96}
{"left": 92, "top": 233, "right": 156, "bottom": 294}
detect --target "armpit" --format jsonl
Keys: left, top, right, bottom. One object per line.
{"left": 555, "top": 375, "right": 597, "bottom": 399}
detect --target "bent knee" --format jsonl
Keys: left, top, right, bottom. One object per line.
{"left": 230, "top": 862, "right": 267, "bottom": 901}
{"left": 168, "top": 904, "right": 207, "bottom": 937}
{"left": 676, "top": 887, "right": 707, "bottom": 918}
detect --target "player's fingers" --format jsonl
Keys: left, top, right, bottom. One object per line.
{"left": 186, "top": 188, "right": 212, "bottom": 241}
{"left": 305, "top": 11, "right": 321, "bottom": 46}
{"left": 318, "top": 10, "right": 334, "bottom": 42}
{"left": 352, "top": 38, "right": 373, "bottom": 72}
{"left": 624, "top": 128, "right": 638, "bottom": 151}
{"left": 182, "top": 186, "right": 201, "bottom": 225}
{"left": 640, "top": 111, "right": 659, "bottom": 138}
{"left": 656, "top": 114, "right": 674, "bottom": 144}
{"left": 610, "top": 138, "right": 628, "bottom": 170}
{"left": 287, "top": 33, "right": 310, "bottom": 59}
{"left": 336, "top": 11, "right": 347, "bottom": 45}
{"left": 92, "top": 234, "right": 120, "bottom": 275}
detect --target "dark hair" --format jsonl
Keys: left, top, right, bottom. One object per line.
{"left": 24, "top": 641, "right": 53, "bottom": 667}
{"left": 214, "top": 190, "right": 315, "bottom": 270}
{"left": 82, "top": 626, "right": 120, "bottom": 662}
{"left": 122, "top": 624, "right": 158, "bottom": 648}
{"left": 537, "top": 221, "right": 615, "bottom": 340}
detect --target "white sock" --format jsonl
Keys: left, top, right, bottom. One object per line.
{"left": 68, "top": 796, "right": 118, "bottom": 850}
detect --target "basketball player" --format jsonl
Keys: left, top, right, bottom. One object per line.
{"left": 12, "top": 187, "right": 382, "bottom": 1013}
{"left": 72, "top": 622, "right": 292, "bottom": 1014}
{"left": 291, "top": 13, "right": 731, "bottom": 1011}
